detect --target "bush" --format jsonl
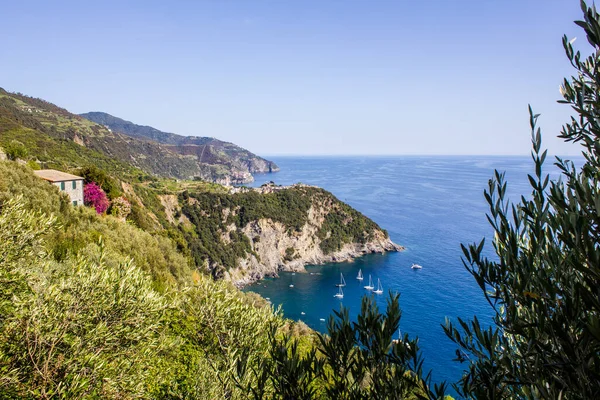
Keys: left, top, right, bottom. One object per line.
{"left": 84, "top": 182, "right": 109, "bottom": 214}
{"left": 246, "top": 294, "right": 446, "bottom": 399}
{"left": 0, "top": 199, "right": 170, "bottom": 398}
{"left": 110, "top": 196, "right": 131, "bottom": 220}
{"left": 4, "top": 139, "right": 28, "bottom": 160}
{"left": 77, "top": 164, "right": 122, "bottom": 199}
{"left": 25, "top": 160, "right": 40, "bottom": 170}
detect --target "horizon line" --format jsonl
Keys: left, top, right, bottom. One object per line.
{"left": 260, "top": 153, "right": 584, "bottom": 158}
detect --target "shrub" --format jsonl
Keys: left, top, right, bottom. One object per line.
{"left": 25, "top": 160, "right": 40, "bottom": 170}
{"left": 110, "top": 196, "right": 131, "bottom": 220}
{"left": 84, "top": 182, "right": 109, "bottom": 214}
{"left": 77, "top": 164, "right": 122, "bottom": 199}
{"left": 0, "top": 200, "right": 170, "bottom": 397}
{"left": 4, "top": 139, "right": 28, "bottom": 161}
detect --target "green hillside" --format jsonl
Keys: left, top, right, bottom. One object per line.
{"left": 80, "top": 111, "right": 280, "bottom": 180}
{"left": 0, "top": 89, "right": 276, "bottom": 183}
{"left": 0, "top": 160, "right": 429, "bottom": 399}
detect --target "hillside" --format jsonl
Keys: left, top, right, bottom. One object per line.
{"left": 171, "top": 183, "right": 401, "bottom": 285}
{"left": 80, "top": 111, "right": 279, "bottom": 182}
{"left": 0, "top": 89, "right": 276, "bottom": 184}
{"left": 0, "top": 161, "right": 420, "bottom": 399}
{"left": 0, "top": 91, "right": 409, "bottom": 399}
{"left": 115, "top": 177, "right": 401, "bottom": 285}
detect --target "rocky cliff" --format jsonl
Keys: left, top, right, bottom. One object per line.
{"left": 175, "top": 184, "right": 403, "bottom": 287}
{"left": 227, "top": 208, "right": 402, "bottom": 287}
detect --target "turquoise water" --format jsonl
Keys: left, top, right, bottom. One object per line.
{"left": 243, "top": 155, "right": 572, "bottom": 385}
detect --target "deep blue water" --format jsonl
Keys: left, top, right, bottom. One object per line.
{"left": 243, "top": 155, "right": 576, "bottom": 386}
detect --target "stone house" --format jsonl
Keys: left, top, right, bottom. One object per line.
{"left": 34, "top": 169, "right": 84, "bottom": 206}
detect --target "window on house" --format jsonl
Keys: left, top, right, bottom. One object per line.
{"left": 72, "top": 200, "right": 77, "bottom": 206}
{"left": 72, "top": 181, "right": 77, "bottom": 189}
{"left": 60, "top": 182, "right": 65, "bottom": 191}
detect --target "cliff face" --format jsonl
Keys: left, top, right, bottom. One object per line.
{"left": 226, "top": 207, "right": 402, "bottom": 287}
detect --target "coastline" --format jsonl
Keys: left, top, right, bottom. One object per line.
{"left": 229, "top": 236, "right": 403, "bottom": 288}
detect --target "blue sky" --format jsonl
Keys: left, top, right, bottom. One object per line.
{"left": 0, "top": 0, "right": 588, "bottom": 156}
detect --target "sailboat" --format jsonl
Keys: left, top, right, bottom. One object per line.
{"left": 373, "top": 278, "right": 383, "bottom": 294}
{"left": 334, "top": 286, "right": 344, "bottom": 299}
{"left": 357, "top": 269, "right": 364, "bottom": 281}
{"left": 392, "top": 329, "right": 411, "bottom": 349}
{"left": 336, "top": 273, "right": 346, "bottom": 287}
{"left": 364, "top": 275, "right": 374, "bottom": 290}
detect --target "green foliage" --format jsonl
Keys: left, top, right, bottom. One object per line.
{"left": 26, "top": 159, "right": 40, "bottom": 170}
{"left": 180, "top": 186, "right": 386, "bottom": 275}
{"left": 0, "top": 161, "right": 191, "bottom": 287}
{"left": 0, "top": 186, "right": 289, "bottom": 399}
{"left": 77, "top": 164, "right": 122, "bottom": 199}
{"left": 155, "top": 279, "right": 280, "bottom": 399}
{"left": 242, "top": 294, "right": 447, "bottom": 399}
{"left": 0, "top": 161, "right": 69, "bottom": 217}
{"left": 443, "top": 3, "right": 600, "bottom": 398}
{"left": 3, "top": 139, "right": 28, "bottom": 161}
{"left": 0, "top": 199, "right": 170, "bottom": 398}
{"left": 317, "top": 201, "right": 382, "bottom": 254}
{"left": 284, "top": 246, "right": 297, "bottom": 262}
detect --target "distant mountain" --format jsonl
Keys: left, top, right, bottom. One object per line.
{"left": 0, "top": 88, "right": 277, "bottom": 184}
{"left": 80, "top": 112, "right": 279, "bottom": 181}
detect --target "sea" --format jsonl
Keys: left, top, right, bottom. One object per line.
{"left": 242, "top": 155, "right": 578, "bottom": 386}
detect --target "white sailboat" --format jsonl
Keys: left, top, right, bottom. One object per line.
{"left": 373, "top": 278, "right": 383, "bottom": 294}
{"left": 364, "top": 275, "right": 374, "bottom": 290}
{"left": 334, "top": 286, "right": 344, "bottom": 299}
{"left": 336, "top": 273, "right": 346, "bottom": 287}
{"left": 392, "top": 329, "right": 411, "bottom": 349}
{"left": 411, "top": 263, "right": 423, "bottom": 269}
{"left": 357, "top": 269, "right": 364, "bottom": 280}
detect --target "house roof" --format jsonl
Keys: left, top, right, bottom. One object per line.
{"left": 34, "top": 169, "right": 84, "bottom": 182}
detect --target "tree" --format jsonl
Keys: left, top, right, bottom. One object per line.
{"left": 84, "top": 182, "right": 109, "bottom": 214}
{"left": 3, "top": 140, "right": 28, "bottom": 161}
{"left": 249, "top": 294, "right": 447, "bottom": 399}
{"left": 77, "top": 165, "right": 122, "bottom": 199}
{"left": 444, "top": 2, "right": 600, "bottom": 398}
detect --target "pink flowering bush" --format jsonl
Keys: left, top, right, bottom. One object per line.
{"left": 84, "top": 182, "right": 109, "bottom": 214}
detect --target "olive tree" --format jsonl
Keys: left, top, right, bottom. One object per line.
{"left": 444, "top": 2, "right": 600, "bottom": 398}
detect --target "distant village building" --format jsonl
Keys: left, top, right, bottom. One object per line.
{"left": 34, "top": 169, "right": 84, "bottom": 206}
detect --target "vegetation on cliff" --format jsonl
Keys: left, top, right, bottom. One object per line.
{"left": 179, "top": 186, "right": 386, "bottom": 277}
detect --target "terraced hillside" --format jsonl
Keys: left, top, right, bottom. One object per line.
{"left": 0, "top": 89, "right": 277, "bottom": 183}
{"left": 80, "top": 111, "right": 279, "bottom": 179}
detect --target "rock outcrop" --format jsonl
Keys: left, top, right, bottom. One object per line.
{"left": 223, "top": 204, "right": 403, "bottom": 287}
